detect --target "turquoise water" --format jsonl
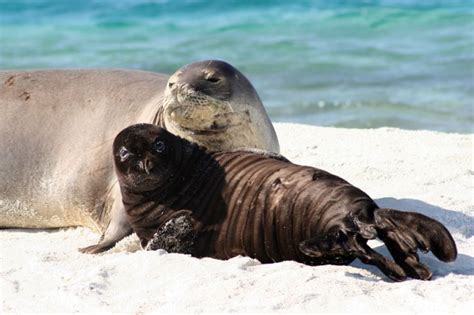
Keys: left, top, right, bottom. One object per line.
{"left": 1, "top": 0, "right": 473, "bottom": 133}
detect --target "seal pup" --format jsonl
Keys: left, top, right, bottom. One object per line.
{"left": 113, "top": 124, "right": 457, "bottom": 281}
{"left": 0, "top": 60, "right": 279, "bottom": 254}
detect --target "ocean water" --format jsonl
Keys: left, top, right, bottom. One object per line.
{"left": 1, "top": 0, "right": 473, "bottom": 133}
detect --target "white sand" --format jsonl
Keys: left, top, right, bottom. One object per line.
{"left": 1, "top": 123, "right": 473, "bottom": 314}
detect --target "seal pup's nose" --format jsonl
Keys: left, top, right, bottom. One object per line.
{"left": 138, "top": 157, "right": 154, "bottom": 174}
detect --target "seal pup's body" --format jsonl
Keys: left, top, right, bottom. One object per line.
{"left": 0, "top": 60, "right": 279, "bottom": 253}
{"left": 113, "top": 124, "right": 457, "bottom": 281}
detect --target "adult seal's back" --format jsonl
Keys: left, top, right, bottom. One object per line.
{"left": 0, "top": 60, "right": 279, "bottom": 253}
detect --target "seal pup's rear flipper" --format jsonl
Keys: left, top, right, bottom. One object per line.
{"left": 299, "top": 229, "right": 407, "bottom": 281}
{"left": 374, "top": 208, "right": 457, "bottom": 280}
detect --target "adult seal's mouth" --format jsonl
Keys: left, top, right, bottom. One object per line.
{"left": 166, "top": 104, "right": 251, "bottom": 135}
{"left": 179, "top": 123, "right": 229, "bottom": 135}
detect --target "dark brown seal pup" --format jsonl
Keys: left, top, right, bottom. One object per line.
{"left": 113, "top": 124, "right": 457, "bottom": 281}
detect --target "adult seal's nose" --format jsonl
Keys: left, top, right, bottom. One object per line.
{"left": 167, "top": 76, "right": 177, "bottom": 90}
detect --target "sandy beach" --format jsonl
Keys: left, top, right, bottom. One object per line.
{"left": 1, "top": 122, "right": 473, "bottom": 313}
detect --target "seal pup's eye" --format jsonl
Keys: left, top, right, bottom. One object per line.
{"left": 152, "top": 139, "right": 166, "bottom": 153}
{"left": 119, "top": 147, "right": 130, "bottom": 162}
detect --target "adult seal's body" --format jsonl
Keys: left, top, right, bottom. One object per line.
{"left": 0, "top": 60, "right": 279, "bottom": 253}
{"left": 114, "top": 124, "right": 457, "bottom": 281}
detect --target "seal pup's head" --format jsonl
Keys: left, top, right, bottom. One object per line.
{"left": 162, "top": 60, "right": 277, "bottom": 152}
{"left": 113, "top": 124, "right": 191, "bottom": 194}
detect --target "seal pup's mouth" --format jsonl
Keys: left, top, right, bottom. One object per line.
{"left": 121, "top": 173, "right": 162, "bottom": 193}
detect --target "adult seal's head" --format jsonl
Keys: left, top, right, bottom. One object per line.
{"left": 161, "top": 60, "right": 279, "bottom": 153}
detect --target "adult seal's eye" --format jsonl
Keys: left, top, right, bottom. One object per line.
{"left": 206, "top": 76, "right": 220, "bottom": 83}
{"left": 119, "top": 147, "right": 130, "bottom": 162}
{"left": 153, "top": 139, "right": 166, "bottom": 153}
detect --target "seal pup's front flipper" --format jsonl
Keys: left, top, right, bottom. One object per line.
{"left": 145, "top": 211, "right": 197, "bottom": 254}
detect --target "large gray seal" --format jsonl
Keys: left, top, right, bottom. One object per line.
{"left": 113, "top": 124, "right": 457, "bottom": 281}
{"left": 0, "top": 60, "right": 279, "bottom": 253}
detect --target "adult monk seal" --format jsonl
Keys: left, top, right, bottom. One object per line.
{"left": 113, "top": 124, "right": 457, "bottom": 281}
{"left": 0, "top": 60, "right": 279, "bottom": 253}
